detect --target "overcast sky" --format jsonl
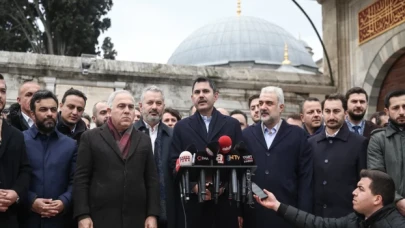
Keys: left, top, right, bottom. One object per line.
{"left": 99, "top": 0, "right": 323, "bottom": 64}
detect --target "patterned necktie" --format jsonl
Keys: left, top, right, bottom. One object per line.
{"left": 352, "top": 126, "right": 361, "bottom": 134}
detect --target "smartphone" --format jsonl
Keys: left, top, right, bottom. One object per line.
{"left": 252, "top": 182, "right": 268, "bottom": 200}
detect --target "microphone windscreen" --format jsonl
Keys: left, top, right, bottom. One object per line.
{"left": 226, "top": 150, "right": 241, "bottom": 166}
{"left": 206, "top": 141, "right": 219, "bottom": 156}
{"left": 194, "top": 151, "right": 211, "bottom": 165}
{"left": 218, "top": 135, "right": 232, "bottom": 154}
{"left": 234, "top": 142, "right": 255, "bottom": 165}
{"left": 185, "top": 144, "right": 198, "bottom": 155}
{"left": 179, "top": 151, "right": 193, "bottom": 166}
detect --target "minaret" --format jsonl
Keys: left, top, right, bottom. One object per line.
{"left": 282, "top": 43, "right": 291, "bottom": 65}
{"left": 237, "top": 0, "right": 241, "bottom": 16}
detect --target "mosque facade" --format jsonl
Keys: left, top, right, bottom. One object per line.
{"left": 318, "top": 0, "right": 405, "bottom": 113}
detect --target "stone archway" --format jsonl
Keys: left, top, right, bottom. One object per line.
{"left": 362, "top": 30, "right": 405, "bottom": 113}
{"left": 376, "top": 54, "right": 405, "bottom": 111}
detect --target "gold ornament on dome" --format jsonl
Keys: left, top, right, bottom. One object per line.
{"left": 358, "top": 0, "right": 405, "bottom": 45}
{"left": 237, "top": 0, "right": 241, "bottom": 16}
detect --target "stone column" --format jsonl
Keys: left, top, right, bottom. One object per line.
{"left": 114, "top": 81, "right": 126, "bottom": 91}
{"left": 43, "top": 77, "right": 56, "bottom": 93}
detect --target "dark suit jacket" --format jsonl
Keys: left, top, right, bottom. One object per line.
{"left": 7, "top": 103, "right": 29, "bottom": 131}
{"left": 242, "top": 120, "right": 313, "bottom": 228}
{"left": 134, "top": 120, "right": 176, "bottom": 228}
{"left": 363, "top": 120, "right": 380, "bottom": 140}
{"left": 0, "top": 120, "right": 31, "bottom": 228}
{"left": 309, "top": 123, "right": 367, "bottom": 218}
{"left": 169, "top": 109, "right": 243, "bottom": 228}
{"left": 21, "top": 126, "right": 77, "bottom": 228}
{"left": 73, "top": 125, "right": 160, "bottom": 228}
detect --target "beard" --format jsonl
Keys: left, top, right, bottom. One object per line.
{"left": 326, "top": 119, "right": 344, "bottom": 130}
{"left": 95, "top": 119, "right": 107, "bottom": 127}
{"left": 347, "top": 109, "right": 366, "bottom": 121}
{"left": 389, "top": 117, "right": 405, "bottom": 128}
{"left": 36, "top": 118, "right": 56, "bottom": 134}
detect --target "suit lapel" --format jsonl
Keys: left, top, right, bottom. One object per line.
{"left": 251, "top": 122, "right": 268, "bottom": 150}
{"left": 188, "top": 114, "right": 208, "bottom": 144}
{"left": 269, "top": 120, "right": 291, "bottom": 151}
{"left": 19, "top": 112, "right": 29, "bottom": 129}
{"left": 127, "top": 128, "right": 142, "bottom": 159}
{"left": 99, "top": 125, "right": 124, "bottom": 160}
{"left": 208, "top": 111, "right": 226, "bottom": 142}
{"left": 0, "top": 121, "right": 12, "bottom": 159}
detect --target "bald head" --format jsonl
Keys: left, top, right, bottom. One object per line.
{"left": 217, "top": 108, "right": 229, "bottom": 116}
{"left": 18, "top": 81, "right": 40, "bottom": 115}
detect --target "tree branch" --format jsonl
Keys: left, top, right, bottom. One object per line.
{"left": 33, "top": 0, "right": 54, "bottom": 54}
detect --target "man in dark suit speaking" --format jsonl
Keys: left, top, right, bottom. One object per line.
{"left": 170, "top": 77, "right": 243, "bottom": 228}
{"left": 73, "top": 90, "right": 160, "bottom": 228}
{"left": 242, "top": 86, "right": 313, "bottom": 228}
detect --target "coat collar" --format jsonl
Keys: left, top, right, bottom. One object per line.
{"left": 99, "top": 124, "right": 141, "bottom": 161}
{"left": 188, "top": 108, "right": 226, "bottom": 144}
{"left": 316, "top": 122, "right": 350, "bottom": 142}
{"left": 134, "top": 118, "right": 172, "bottom": 137}
{"left": 27, "top": 125, "right": 62, "bottom": 139}
{"left": 386, "top": 121, "right": 404, "bottom": 137}
{"left": 56, "top": 112, "right": 87, "bottom": 136}
{"left": 360, "top": 204, "right": 396, "bottom": 227}
{"left": 251, "top": 119, "right": 291, "bottom": 150}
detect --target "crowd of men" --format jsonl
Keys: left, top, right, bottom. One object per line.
{"left": 0, "top": 73, "right": 405, "bottom": 228}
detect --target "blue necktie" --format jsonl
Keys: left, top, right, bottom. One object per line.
{"left": 352, "top": 126, "right": 361, "bottom": 134}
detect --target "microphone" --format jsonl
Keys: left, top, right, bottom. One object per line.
{"left": 234, "top": 141, "right": 255, "bottom": 204}
{"left": 179, "top": 151, "right": 193, "bottom": 201}
{"left": 226, "top": 149, "right": 241, "bottom": 200}
{"left": 193, "top": 150, "right": 212, "bottom": 203}
{"left": 218, "top": 135, "right": 232, "bottom": 154}
{"left": 206, "top": 141, "right": 219, "bottom": 157}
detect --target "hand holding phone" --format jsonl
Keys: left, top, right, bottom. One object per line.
{"left": 252, "top": 182, "right": 268, "bottom": 200}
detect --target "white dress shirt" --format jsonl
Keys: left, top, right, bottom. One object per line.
{"left": 144, "top": 121, "right": 159, "bottom": 153}
{"left": 201, "top": 115, "right": 212, "bottom": 133}
{"left": 262, "top": 120, "right": 282, "bottom": 149}
{"left": 21, "top": 112, "right": 34, "bottom": 128}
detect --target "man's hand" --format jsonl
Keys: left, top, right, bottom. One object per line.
{"left": 238, "top": 216, "right": 243, "bottom": 228}
{"left": 41, "top": 200, "right": 64, "bottom": 217}
{"left": 254, "top": 189, "right": 280, "bottom": 211}
{"left": 31, "top": 198, "right": 53, "bottom": 215}
{"left": 192, "top": 184, "right": 212, "bottom": 201}
{"left": 396, "top": 199, "right": 405, "bottom": 216}
{"left": 78, "top": 217, "right": 93, "bottom": 228}
{"left": 144, "top": 216, "right": 157, "bottom": 228}
{"left": 0, "top": 189, "right": 19, "bottom": 212}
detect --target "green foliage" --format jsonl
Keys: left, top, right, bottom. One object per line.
{"left": 0, "top": 0, "right": 117, "bottom": 58}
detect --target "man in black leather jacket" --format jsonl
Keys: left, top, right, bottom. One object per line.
{"left": 254, "top": 169, "right": 405, "bottom": 228}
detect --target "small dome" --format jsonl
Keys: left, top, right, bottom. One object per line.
{"left": 168, "top": 16, "right": 317, "bottom": 68}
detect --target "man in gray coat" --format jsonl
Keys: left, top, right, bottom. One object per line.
{"left": 368, "top": 89, "right": 405, "bottom": 216}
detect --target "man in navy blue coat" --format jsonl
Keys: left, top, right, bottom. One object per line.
{"left": 242, "top": 86, "right": 313, "bottom": 228}
{"left": 169, "top": 77, "right": 243, "bottom": 228}
{"left": 20, "top": 90, "right": 77, "bottom": 228}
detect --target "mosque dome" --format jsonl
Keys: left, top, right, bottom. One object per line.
{"left": 167, "top": 16, "right": 317, "bottom": 69}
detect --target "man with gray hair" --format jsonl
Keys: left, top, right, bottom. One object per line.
{"left": 242, "top": 86, "right": 313, "bottom": 228}
{"left": 134, "top": 85, "right": 176, "bottom": 228}
{"left": 73, "top": 90, "right": 160, "bottom": 228}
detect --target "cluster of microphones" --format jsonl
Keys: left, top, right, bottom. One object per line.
{"left": 175, "top": 135, "right": 256, "bottom": 206}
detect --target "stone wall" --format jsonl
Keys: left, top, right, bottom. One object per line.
{"left": 0, "top": 51, "right": 335, "bottom": 123}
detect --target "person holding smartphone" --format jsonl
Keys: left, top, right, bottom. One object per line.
{"left": 254, "top": 169, "right": 405, "bottom": 228}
